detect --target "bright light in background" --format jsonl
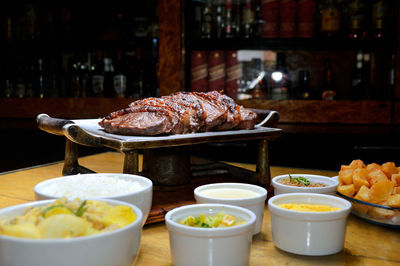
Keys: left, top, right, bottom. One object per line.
{"left": 271, "top": 71, "right": 283, "bottom": 81}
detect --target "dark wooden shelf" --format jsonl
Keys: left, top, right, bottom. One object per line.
{"left": 0, "top": 97, "right": 134, "bottom": 120}
{"left": 187, "top": 37, "right": 397, "bottom": 52}
{"left": 0, "top": 98, "right": 395, "bottom": 132}
{"left": 238, "top": 99, "right": 392, "bottom": 125}
{"left": 3, "top": 38, "right": 154, "bottom": 55}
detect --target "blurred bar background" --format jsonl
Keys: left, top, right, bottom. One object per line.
{"left": 0, "top": 0, "right": 399, "bottom": 172}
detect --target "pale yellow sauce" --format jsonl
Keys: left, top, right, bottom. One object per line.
{"left": 200, "top": 188, "right": 258, "bottom": 199}
{"left": 277, "top": 203, "right": 340, "bottom": 212}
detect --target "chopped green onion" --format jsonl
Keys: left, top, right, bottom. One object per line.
{"left": 288, "top": 175, "right": 310, "bottom": 186}
{"left": 74, "top": 200, "right": 87, "bottom": 217}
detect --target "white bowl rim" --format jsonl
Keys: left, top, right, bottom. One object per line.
{"left": 272, "top": 174, "right": 339, "bottom": 191}
{"left": 268, "top": 192, "right": 351, "bottom": 220}
{"left": 165, "top": 203, "right": 256, "bottom": 237}
{"left": 0, "top": 198, "right": 143, "bottom": 243}
{"left": 194, "top": 182, "right": 267, "bottom": 203}
{"left": 34, "top": 173, "right": 153, "bottom": 200}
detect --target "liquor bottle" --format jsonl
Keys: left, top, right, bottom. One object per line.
{"left": 208, "top": 50, "right": 225, "bottom": 92}
{"left": 24, "top": 3, "right": 39, "bottom": 41}
{"left": 362, "top": 51, "right": 373, "bottom": 99}
{"left": 125, "top": 52, "right": 137, "bottom": 98}
{"left": 24, "top": 59, "right": 34, "bottom": 98}
{"left": 41, "top": 5, "right": 55, "bottom": 42}
{"left": 297, "top": 0, "right": 317, "bottom": 38}
{"left": 241, "top": 0, "right": 254, "bottom": 38}
{"left": 59, "top": 4, "right": 72, "bottom": 42}
{"left": 115, "top": 7, "right": 127, "bottom": 42}
{"left": 346, "top": 0, "right": 368, "bottom": 39}
{"left": 224, "top": 0, "right": 235, "bottom": 38}
{"left": 48, "top": 56, "right": 60, "bottom": 98}
{"left": 350, "top": 51, "right": 364, "bottom": 99}
{"left": 79, "top": 59, "right": 89, "bottom": 98}
{"left": 233, "top": 0, "right": 241, "bottom": 37}
{"left": 191, "top": 51, "right": 208, "bottom": 92}
{"left": 91, "top": 52, "right": 105, "bottom": 97}
{"left": 103, "top": 57, "right": 114, "bottom": 98}
{"left": 225, "top": 50, "right": 241, "bottom": 99}
{"left": 320, "top": 59, "right": 336, "bottom": 100}
{"left": 372, "top": 0, "right": 390, "bottom": 39}
{"left": 294, "top": 70, "right": 311, "bottom": 99}
{"left": 149, "top": 17, "right": 159, "bottom": 97}
{"left": 253, "top": 0, "right": 263, "bottom": 38}
{"left": 388, "top": 53, "right": 396, "bottom": 101}
{"left": 319, "top": 0, "right": 341, "bottom": 38}
{"left": 14, "top": 65, "right": 26, "bottom": 98}
{"left": 135, "top": 48, "right": 146, "bottom": 98}
{"left": 270, "top": 52, "right": 291, "bottom": 100}
{"left": 261, "top": 0, "right": 279, "bottom": 38}
{"left": 133, "top": 17, "right": 148, "bottom": 38}
{"left": 351, "top": 51, "right": 373, "bottom": 100}
{"left": 113, "top": 51, "right": 127, "bottom": 97}
{"left": 201, "top": 0, "right": 213, "bottom": 39}
{"left": 279, "top": 0, "right": 297, "bottom": 38}
{"left": 70, "top": 58, "right": 82, "bottom": 98}
{"left": 1, "top": 64, "right": 14, "bottom": 98}
{"left": 2, "top": 5, "right": 14, "bottom": 41}
{"left": 214, "top": 0, "right": 225, "bottom": 39}
{"left": 192, "top": 0, "right": 203, "bottom": 39}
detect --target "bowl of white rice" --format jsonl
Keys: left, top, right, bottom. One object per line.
{"left": 34, "top": 173, "right": 152, "bottom": 226}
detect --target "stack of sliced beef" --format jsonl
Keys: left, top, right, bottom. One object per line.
{"left": 99, "top": 91, "right": 258, "bottom": 136}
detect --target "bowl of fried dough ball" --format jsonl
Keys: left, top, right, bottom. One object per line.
{"left": 336, "top": 159, "right": 400, "bottom": 228}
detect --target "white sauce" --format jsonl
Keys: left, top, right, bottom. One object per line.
{"left": 200, "top": 188, "right": 258, "bottom": 199}
{"left": 39, "top": 175, "right": 144, "bottom": 199}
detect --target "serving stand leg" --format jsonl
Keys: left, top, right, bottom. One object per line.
{"left": 62, "top": 139, "right": 95, "bottom": 176}
{"left": 256, "top": 139, "right": 271, "bottom": 186}
{"left": 123, "top": 150, "right": 139, "bottom": 175}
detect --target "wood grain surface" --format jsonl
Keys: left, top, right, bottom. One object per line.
{"left": 0, "top": 152, "right": 399, "bottom": 265}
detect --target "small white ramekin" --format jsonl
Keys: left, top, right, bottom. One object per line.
{"left": 268, "top": 193, "right": 351, "bottom": 256}
{"left": 194, "top": 182, "right": 267, "bottom": 234}
{"left": 165, "top": 203, "right": 256, "bottom": 266}
{"left": 272, "top": 174, "right": 339, "bottom": 195}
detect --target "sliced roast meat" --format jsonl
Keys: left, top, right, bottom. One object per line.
{"left": 99, "top": 91, "right": 258, "bottom": 136}
{"left": 236, "top": 105, "right": 258, "bottom": 130}
{"left": 100, "top": 111, "right": 172, "bottom": 136}
{"left": 189, "top": 91, "right": 228, "bottom": 131}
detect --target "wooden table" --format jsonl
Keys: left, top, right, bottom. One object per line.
{"left": 1, "top": 152, "right": 399, "bottom": 265}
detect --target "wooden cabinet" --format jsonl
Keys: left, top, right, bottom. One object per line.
{"left": 156, "top": 0, "right": 400, "bottom": 134}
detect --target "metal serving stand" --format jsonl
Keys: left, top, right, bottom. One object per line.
{"left": 36, "top": 110, "right": 282, "bottom": 188}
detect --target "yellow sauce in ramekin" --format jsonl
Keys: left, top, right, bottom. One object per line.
{"left": 277, "top": 203, "right": 340, "bottom": 212}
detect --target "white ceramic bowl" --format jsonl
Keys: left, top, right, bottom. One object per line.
{"left": 194, "top": 182, "right": 267, "bottom": 234}
{"left": 165, "top": 203, "right": 256, "bottom": 266}
{"left": 268, "top": 193, "right": 351, "bottom": 256}
{"left": 34, "top": 173, "right": 152, "bottom": 226}
{"left": 0, "top": 199, "right": 143, "bottom": 266}
{"left": 272, "top": 174, "right": 339, "bottom": 195}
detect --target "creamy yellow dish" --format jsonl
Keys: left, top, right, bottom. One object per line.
{"left": 179, "top": 212, "right": 246, "bottom": 228}
{"left": 277, "top": 203, "right": 340, "bottom": 212}
{"left": 0, "top": 198, "right": 136, "bottom": 239}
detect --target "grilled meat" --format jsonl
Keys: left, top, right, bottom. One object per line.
{"left": 99, "top": 91, "right": 257, "bottom": 136}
